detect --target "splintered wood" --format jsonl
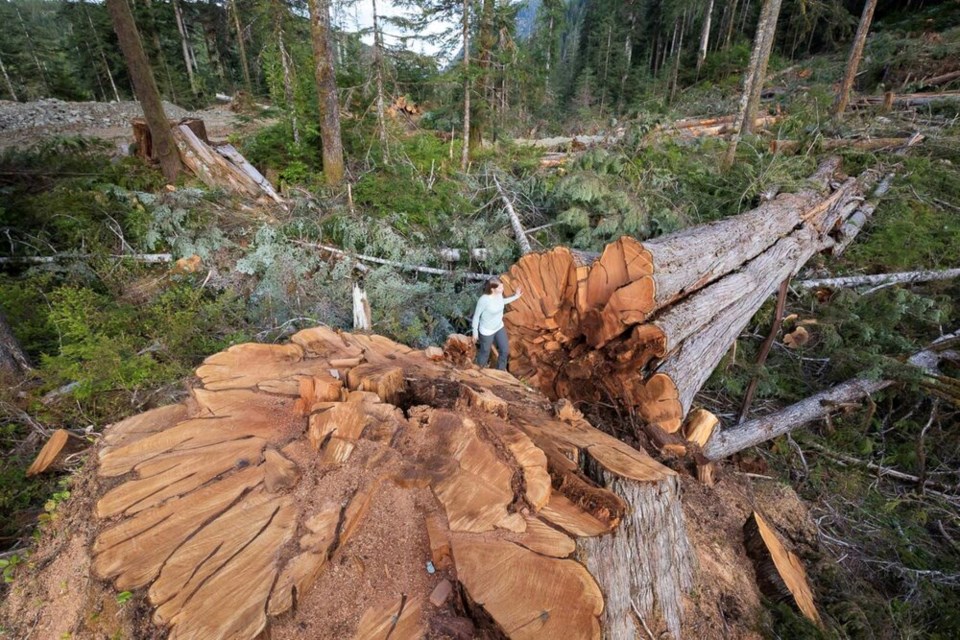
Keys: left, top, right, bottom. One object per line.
{"left": 91, "top": 325, "right": 684, "bottom": 639}
{"left": 744, "top": 512, "right": 822, "bottom": 626}
{"left": 503, "top": 158, "right": 879, "bottom": 440}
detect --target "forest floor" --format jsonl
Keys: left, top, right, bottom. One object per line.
{"left": 0, "top": 98, "right": 268, "bottom": 152}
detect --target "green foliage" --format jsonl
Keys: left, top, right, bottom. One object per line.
{"left": 0, "top": 554, "right": 22, "bottom": 584}
{"left": 844, "top": 157, "right": 960, "bottom": 272}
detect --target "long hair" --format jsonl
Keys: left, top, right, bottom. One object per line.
{"left": 483, "top": 278, "right": 502, "bottom": 295}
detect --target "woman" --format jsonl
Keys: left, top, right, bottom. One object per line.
{"left": 472, "top": 278, "right": 523, "bottom": 370}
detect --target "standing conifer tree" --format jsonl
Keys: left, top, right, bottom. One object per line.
{"left": 106, "top": 0, "right": 182, "bottom": 181}
{"left": 307, "top": 0, "right": 344, "bottom": 185}
{"left": 722, "top": 0, "right": 782, "bottom": 169}
{"left": 832, "top": 0, "right": 878, "bottom": 119}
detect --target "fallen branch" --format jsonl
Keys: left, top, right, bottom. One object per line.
{"left": 804, "top": 441, "right": 959, "bottom": 495}
{"left": 703, "top": 330, "right": 959, "bottom": 461}
{"left": 0, "top": 253, "right": 173, "bottom": 265}
{"left": 919, "top": 70, "right": 960, "bottom": 88}
{"left": 738, "top": 278, "right": 790, "bottom": 423}
{"left": 798, "top": 268, "right": 960, "bottom": 290}
{"left": 492, "top": 175, "right": 532, "bottom": 255}
{"left": 298, "top": 242, "right": 489, "bottom": 281}
{"left": 769, "top": 137, "right": 919, "bottom": 155}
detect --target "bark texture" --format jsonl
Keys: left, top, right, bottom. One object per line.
{"left": 723, "top": 0, "right": 784, "bottom": 167}
{"left": 307, "top": 0, "right": 344, "bottom": 185}
{"left": 106, "top": 0, "right": 182, "bottom": 181}
{"left": 832, "top": 0, "right": 879, "bottom": 119}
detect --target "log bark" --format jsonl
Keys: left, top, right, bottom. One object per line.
{"left": 702, "top": 330, "right": 958, "bottom": 460}
{"left": 832, "top": 0, "right": 878, "bottom": 119}
{"left": 82, "top": 325, "right": 691, "bottom": 639}
{"left": 502, "top": 159, "right": 878, "bottom": 435}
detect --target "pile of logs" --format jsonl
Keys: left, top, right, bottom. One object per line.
{"left": 646, "top": 114, "right": 781, "bottom": 141}
{"left": 521, "top": 114, "right": 782, "bottom": 168}
{"left": 501, "top": 158, "right": 880, "bottom": 449}
{"left": 386, "top": 95, "right": 422, "bottom": 118}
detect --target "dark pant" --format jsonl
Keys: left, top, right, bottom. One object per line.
{"left": 477, "top": 327, "right": 509, "bottom": 370}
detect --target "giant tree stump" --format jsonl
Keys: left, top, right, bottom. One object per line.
{"left": 91, "top": 326, "right": 694, "bottom": 639}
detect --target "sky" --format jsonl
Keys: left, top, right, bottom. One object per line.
{"left": 334, "top": 0, "right": 455, "bottom": 59}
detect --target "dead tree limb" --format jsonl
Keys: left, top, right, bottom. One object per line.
{"left": 798, "top": 268, "right": 960, "bottom": 290}
{"left": 300, "top": 242, "right": 489, "bottom": 281}
{"left": 0, "top": 253, "right": 173, "bottom": 265}
{"left": 703, "top": 330, "right": 959, "bottom": 461}
{"left": 492, "top": 175, "right": 532, "bottom": 255}
{"left": 737, "top": 277, "right": 790, "bottom": 423}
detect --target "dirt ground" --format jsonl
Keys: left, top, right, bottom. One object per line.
{"left": 0, "top": 98, "right": 264, "bottom": 153}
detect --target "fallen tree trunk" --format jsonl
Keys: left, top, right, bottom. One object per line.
{"left": 769, "top": 136, "right": 918, "bottom": 154}
{"left": 502, "top": 158, "right": 878, "bottom": 435}
{"left": 702, "top": 330, "right": 959, "bottom": 461}
{"left": 851, "top": 90, "right": 960, "bottom": 107}
{"left": 919, "top": 70, "right": 960, "bottom": 88}
{"left": 798, "top": 267, "right": 960, "bottom": 290}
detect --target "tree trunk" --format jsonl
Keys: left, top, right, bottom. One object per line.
{"left": 460, "top": 0, "right": 471, "bottom": 172}
{"left": 501, "top": 158, "right": 878, "bottom": 437}
{"left": 230, "top": 0, "right": 252, "bottom": 91}
{"left": 0, "top": 311, "right": 30, "bottom": 382}
{"left": 0, "top": 51, "right": 18, "bottom": 101}
{"left": 697, "top": 0, "right": 714, "bottom": 74}
{"left": 277, "top": 29, "right": 300, "bottom": 145}
{"left": 721, "top": 0, "right": 739, "bottom": 50}
{"left": 371, "top": 0, "right": 389, "bottom": 163}
{"left": 469, "top": 0, "right": 494, "bottom": 153}
{"left": 82, "top": 0, "right": 122, "bottom": 102}
{"left": 669, "top": 13, "right": 686, "bottom": 104}
{"left": 307, "top": 0, "right": 345, "bottom": 186}
{"left": 722, "top": 0, "right": 783, "bottom": 168}
{"left": 172, "top": 0, "right": 199, "bottom": 95}
{"left": 832, "top": 0, "right": 878, "bottom": 119}
{"left": 106, "top": 0, "right": 182, "bottom": 182}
